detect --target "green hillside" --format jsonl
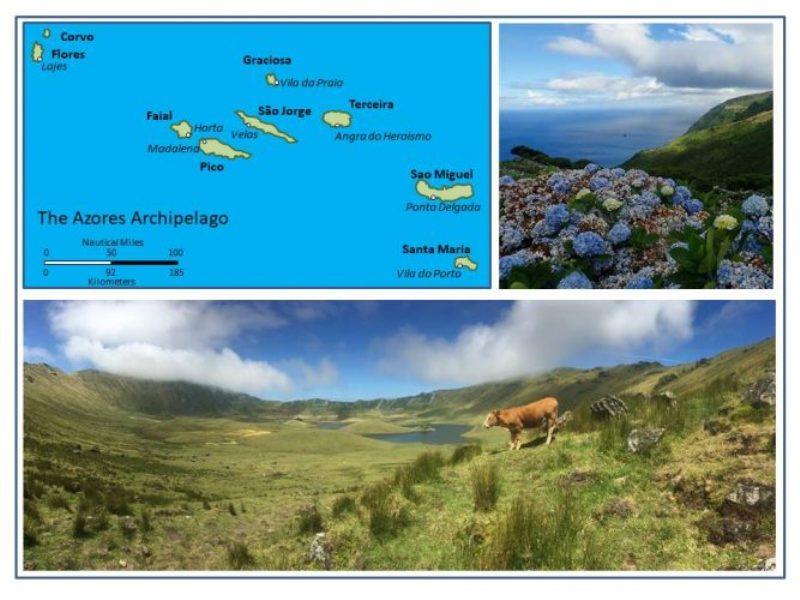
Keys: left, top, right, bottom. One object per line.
{"left": 622, "top": 92, "right": 773, "bottom": 192}
{"left": 687, "top": 92, "right": 773, "bottom": 133}
{"left": 22, "top": 339, "right": 776, "bottom": 571}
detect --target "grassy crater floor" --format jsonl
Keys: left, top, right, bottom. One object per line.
{"left": 23, "top": 389, "right": 775, "bottom": 572}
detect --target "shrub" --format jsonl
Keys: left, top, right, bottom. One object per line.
{"left": 23, "top": 521, "right": 38, "bottom": 547}
{"left": 470, "top": 462, "right": 501, "bottom": 512}
{"left": 596, "top": 416, "right": 632, "bottom": 454}
{"left": 331, "top": 495, "right": 357, "bottom": 518}
{"left": 139, "top": 507, "right": 152, "bottom": 533}
{"left": 23, "top": 478, "right": 45, "bottom": 500}
{"left": 482, "top": 486, "right": 598, "bottom": 570}
{"left": 450, "top": 444, "right": 482, "bottom": 465}
{"left": 227, "top": 541, "right": 256, "bottom": 570}
{"left": 72, "top": 507, "right": 90, "bottom": 539}
{"left": 228, "top": 502, "right": 237, "bottom": 516}
{"left": 47, "top": 491, "right": 72, "bottom": 512}
{"left": 360, "top": 481, "right": 409, "bottom": 537}
{"left": 104, "top": 494, "right": 132, "bottom": 516}
{"left": 297, "top": 504, "right": 324, "bottom": 534}
{"left": 24, "top": 499, "right": 41, "bottom": 523}
{"left": 393, "top": 451, "right": 445, "bottom": 498}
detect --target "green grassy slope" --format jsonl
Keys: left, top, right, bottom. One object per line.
{"left": 22, "top": 338, "right": 776, "bottom": 571}
{"left": 687, "top": 92, "right": 773, "bottom": 133}
{"left": 622, "top": 107, "right": 773, "bottom": 192}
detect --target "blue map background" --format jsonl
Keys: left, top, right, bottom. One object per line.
{"left": 23, "top": 22, "right": 490, "bottom": 288}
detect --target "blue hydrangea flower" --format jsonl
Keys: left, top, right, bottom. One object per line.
{"left": 557, "top": 270, "right": 593, "bottom": 289}
{"left": 544, "top": 204, "right": 570, "bottom": 234}
{"left": 499, "top": 175, "right": 515, "bottom": 186}
{"left": 637, "top": 191, "right": 661, "bottom": 208}
{"left": 607, "top": 222, "right": 631, "bottom": 246}
{"left": 684, "top": 198, "right": 704, "bottom": 215}
{"left": 621, "top": 202, "right": 654, "bottom": 221}
{"left": 742, "top": 194, "right": 769, "bottom": 217}
{"left": 583, "top": 163, "right": 600, "bottom": 175}
{"left": 741, "top": 235, "right": 762, "bottom": 253}
{"left": 568, "top": 211, "right": 583, "bottom": 226}
{"left": 610, "top": 168, "right": 626, "bottom": 179}
{"left": 531, "top": 219, "right": 552, "bottom": 241}
{"left": 499, "top": 251, "right": 533, "bottom": 279}
{"left": 573, "top": 231, "right": 606, "bottom": 257}
{"left": 716, "top": 259, "right": 772, "bottom": 289}
{"left": 500, "top": 221, "right": 526, "bottom": 252}
{"left": 671, "top": 185, "right": 691, "bottom": 206}
{"left": 589, "top": 175, "right": 610, "bottom": 191}
{"left": 758, "top": 216, "right": 773, "bottom": 241}
{"left": 626, "top": 272, "right": 654, "bottom": 289}
{"left": 547, "top": 172, "right": 571, "bottom": 195}
{"left": 716, "top": 261, "right": 734, "bottom": 285}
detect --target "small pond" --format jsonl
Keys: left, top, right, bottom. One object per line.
{"left": 363, "top": 423, "right": 472, "bottom": 445}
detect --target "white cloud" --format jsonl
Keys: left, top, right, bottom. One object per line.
{"left": 546, "top": 36, "right": 605, "bottom": 57}
{"left": 47, "top": 301, "right": 304, "bottom": 397}
{"left": 379, "top": 301, "right": 695, "bottom": 385}
{"left": 281, "top": 357, "right": 340, "bottom": 388}
{"left": 547, "top": 73, "right": 667, "bottom": 101}
{"left": 63, "top": 337, "right": 292, "bottom": 396}
{"left": 525, "top": 90, "right": 567, "bottom": 106}
{"left": 551, "top": 23, "right": 773, "bottom": 90}
{"left": 24, "top": 345, "right": 55, "bottom": 363}
{"left": 49, "top": 301, "right": 285, "bottom": 350}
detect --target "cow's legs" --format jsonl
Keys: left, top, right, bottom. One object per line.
{"left": 545, "top": 417, "right": 556, "bottom": 445}
{"left": 509, "top": 429, "right": 521, "bottom": 450}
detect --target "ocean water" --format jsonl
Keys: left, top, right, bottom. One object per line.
{"left": 500, "top": 108, "right": 699, "bottom": 167}
{"left": 24, "top": 22, "right": 490, "bottom": 288}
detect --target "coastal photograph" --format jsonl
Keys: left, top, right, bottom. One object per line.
{"left": 499, "top": 22, "right": 775, "bottom": 289}
{"left": 23, "top": 300, "right": 777, "bottom": 572}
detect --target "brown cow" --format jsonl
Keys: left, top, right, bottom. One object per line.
{"left": 483, "top": 397, "right": 559, "bottom": 450}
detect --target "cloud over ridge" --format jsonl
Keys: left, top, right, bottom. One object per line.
{"left": 380, "top": 301, "right": 696, "bottom": 385}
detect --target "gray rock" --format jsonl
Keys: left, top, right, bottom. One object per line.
{"left": 309, "top": 532, "right": 332, "bottom": 570}
{"left": 590, "top": 395, "right": 628, "bottom": 419}
{"left": 743, "top": 374, "right": 776, "bottom": 408}
{"left": 556, "top": 411, "right": 573, "bottom": 428}
{"left": 627, "top": 427, "right": 665, "bottom": 453}
{"left": 725, "top": 482, "right": 774, "bottom": 510}
{"left": 758, "top": 557, "right": 777, "bottom": 571}
{"left": 707, "top": 516, "right": 754, "bottom": 544}
{"left": 653, "top": 390, "right": 677, "bottom": 407}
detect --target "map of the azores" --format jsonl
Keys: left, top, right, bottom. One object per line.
{"left": 22, "top": 22, "right": 490, "bottom": 288}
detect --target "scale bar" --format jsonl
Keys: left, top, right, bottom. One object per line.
{"left": 44, "top": 260, "right": 179, "bottom": 266}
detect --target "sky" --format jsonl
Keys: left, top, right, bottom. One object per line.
{"left": 24, "top": 300, "right": 775, "bottom": 402}
{"left": 501, "top": 22, "right": 773, "bottom": 111}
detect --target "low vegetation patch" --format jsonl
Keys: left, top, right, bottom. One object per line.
{"left": 470, "top": 462, "right": 501, "bottom": 512}
{"left": 450, "top": 443, "right": 482, "bottom": 465}
{"left": 227, "top": 541, "right": 256, "bottom": 570}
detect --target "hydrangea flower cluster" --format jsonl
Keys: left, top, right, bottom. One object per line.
{"left": 499, "top": 166, "right": 773, "bottom": 289}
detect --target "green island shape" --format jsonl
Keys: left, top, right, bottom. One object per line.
{"left": 170, "top": 120, "right": 193, "bottom": 139}
{"left": 43, "top": 28, "right": 51, "bottom": 39}
{"left": 265, "top": 73, "right": 280, "bottom": 86}
{"left": 31, "top": 41, "right": 44, "bottom": 62}
{"left": 198, "top": 138, "right": 251, "bottom": 160}
{"left": 416, "top": 180, "right": 474, "bottom": 202}
{"left": 322, "top": 110, "right": 352, "bottom": 128}
{"left": 235, "top": 110, "right": 296, "bottom": 143}
{"left": 454, "top": 256, "right": 478, "bottom": 271}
